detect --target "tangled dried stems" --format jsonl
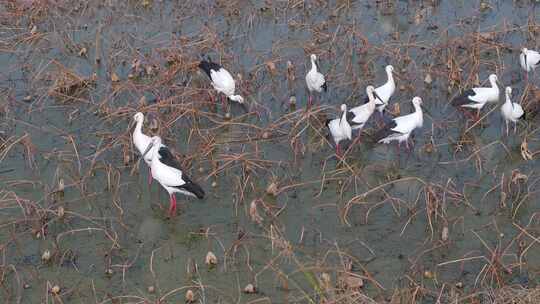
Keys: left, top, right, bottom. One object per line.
{"left": 1, "top": 1, "right": 540, "bottom": 303}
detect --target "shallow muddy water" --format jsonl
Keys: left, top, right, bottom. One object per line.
{"left": 1, "top": 1, "right": 540, "bottom": 303}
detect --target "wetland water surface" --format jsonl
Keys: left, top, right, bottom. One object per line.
{"left": 1, "top": 1, "right": 540, "bottom": 303}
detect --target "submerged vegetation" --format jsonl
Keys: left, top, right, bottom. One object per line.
{"left": 0, "top": 0, "right": 539, "bottom": 303}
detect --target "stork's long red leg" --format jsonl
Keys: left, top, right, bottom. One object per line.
{"left": 169, "top": 194, "right": 177, "bottom": 217}
{"left": 147, "top": 167, "right": 152, "bottom": 185}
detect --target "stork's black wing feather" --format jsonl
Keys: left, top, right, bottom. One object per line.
{"left": 157, "top": 147, "right": 183, "bottom": 172}
{"left": 325, "top": 118, "right": 333, "bottom": 128}
{"left": 373, "top": 120, "right": 402, "bottom": 142}
{"left": 451, "top": 89, "right": 476, "bottom": 106}
{"left": 175, "top": 174, "right": 205, "bottom": 199}
{"left": 346, "top": 111, "right": 363, "bottom": 128}
{"left": 324, "top": 118, "right": 336, "bottom": 141}
{"left": 198, "top": 60, "right": 222, "bottom": 79}
{"left": 158, "top": 147, "right": 205, "bottom": 199}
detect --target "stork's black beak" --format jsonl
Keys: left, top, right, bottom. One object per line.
{"left": 142, "top": 142, "right": 154, "bottom": 157}
{"left": 373, "top": 91, "right": 382, "bottom": 102}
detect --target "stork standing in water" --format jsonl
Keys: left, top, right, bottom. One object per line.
{"left": 451, "top": 74, "right": 500, "bottom": 120}
{"left": 347, "top": 85, "right": 380, "bottom": 143}
{"left": 375, "top": 97, "right": 424, "bottom": 151}
{"left": 500, "top": 86, "right": 525, "bottom": 136}
{"left": 198, "top": 58, "right": 246, "bottom": 110}
{"left": 143, "top": 136, "right": 205, "bottom": 217}
{"left": 365, "top": 65, "right": 396, "bottom": 119}
{"left": 132, "top": 112, "right": 153, "bottom": 185}
{"left": 326, "top": 104, "right": 352, "bottom": 157}
{"left": 305, "top": 54, "right": 327, "bottom": 107}
{"left": 520, "top": 48, "right": 540, "bottom": 82}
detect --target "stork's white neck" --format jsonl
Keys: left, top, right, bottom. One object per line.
{"left": 340, "top": 106, "right": 347, "bottom": 123}
{"left": 386, "top": 69, "right": 394, "bottom": 84}
{"left": 367, "top": 91, "right": 376, "bottom": 105}
{"left": 505, "top": 92, "right": 511, "bottom": 104}
{"left": 134, "top": 120, "right": 143, "bottom": 134}
{"left": 310, "top": 57, "right": 317, "bottom": 72}
{"left": 413, "top": 102, "right": 422, "bottom": 113}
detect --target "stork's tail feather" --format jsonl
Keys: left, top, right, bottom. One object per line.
{"left": 324, "top": 118, "right": 334, "bottom": 138}
{"left": 372, "top": 120, "right": 397, "bottom": 143}
{"left": 178, "top": 181, "right": 205, "bottom": 199}
{"left": 322, "top": 82, "right": 328, "bottom": 92}
{"left": 451, "top": 96, "right": 468, "bottom": 107}
{"left": 198, "top": 60, "right": 213, "bottom": 78}
{"left": 373, "top": 128, "right": 391, "bottom": 143}
{"left": 451, "top": 89, "right": 475, "bottom": 107}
